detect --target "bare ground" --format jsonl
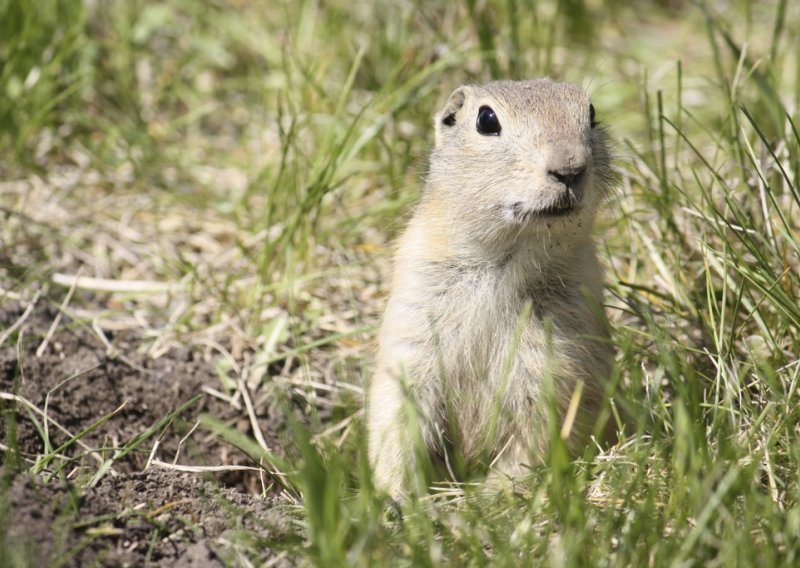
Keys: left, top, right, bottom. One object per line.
{"left": 0, "top": 301, "right": 303, "bottom": 566}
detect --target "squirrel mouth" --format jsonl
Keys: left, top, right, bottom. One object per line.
{"left": 537, "top": 201, "right": 576, "bottom": 216}
{"left": 509, "top": 196, "right": 579, "bottom": 220}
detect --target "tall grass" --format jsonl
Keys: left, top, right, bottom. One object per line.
{"left": 2, "top": 0, "right": 799, "bottom": 565}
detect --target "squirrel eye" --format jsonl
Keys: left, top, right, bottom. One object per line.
{"left": 589, "top": 103, "right": 597, "bottom": 128}
{"left": 476, "top": 106, "right": 501, "bottom": 136}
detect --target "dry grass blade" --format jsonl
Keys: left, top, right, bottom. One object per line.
{"left": 36, "top": 273, "right": 78, "bottom": 357}
{"left": 148, "top": 458, "right": 264, "bottom": 474}
{"left": 0, "top": 290, "right": 41, "bottom": 347}
{"left": 51, "top": 273, "right": 179, "bottom": 294}
{"left": 238, "top": 376, "right": 270, "bottom": 453}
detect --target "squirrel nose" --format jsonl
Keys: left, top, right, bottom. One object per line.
{"left": 548, "top": 165, "right": 586, "bottom": 187}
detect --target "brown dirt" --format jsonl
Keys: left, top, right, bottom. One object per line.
{"left": 1, "top": 467, "right": 293, "bottom": 566}
{"left": 0, "top": 301, "right": 300, "bottom": 566}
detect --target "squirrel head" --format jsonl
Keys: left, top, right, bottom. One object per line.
{"left": 427, "top": 79, "right": 615, "bottom": 250}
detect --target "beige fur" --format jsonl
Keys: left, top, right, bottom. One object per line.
{"left": 367, "top": 79, "right": 616, "bottom": 500}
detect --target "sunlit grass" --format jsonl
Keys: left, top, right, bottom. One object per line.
{"left": 1, "top": 0, "right": 799, "bottom": 565}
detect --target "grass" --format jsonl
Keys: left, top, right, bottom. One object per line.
{"left": 2, "top": 0, "right": 800, "bottom": 565}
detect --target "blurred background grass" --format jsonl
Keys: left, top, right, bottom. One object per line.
{"left": 2, "top": 0, "right": 800, "bottom": 564}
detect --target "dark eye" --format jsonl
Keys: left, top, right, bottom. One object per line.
{"left": 589, "top": 103, "right": 597, "bottom": 128}
{"left": 476, "top": 106, "right": 501, "bottom": 136}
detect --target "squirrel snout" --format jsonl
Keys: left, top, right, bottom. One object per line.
{"left": 547, "top": 164, "right": 586, "bottom": 188}
{"left": 546, "top": 146, "right": 589, "bottom": 188}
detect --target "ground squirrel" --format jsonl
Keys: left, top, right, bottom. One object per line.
{"left": 367, "top": 79, "right": 616, "bottom": 500}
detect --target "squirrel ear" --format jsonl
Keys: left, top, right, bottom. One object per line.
{"left": 436, "top": 86, "right": 468, "bottom": 128}
{"left": 434, "top": 86, "right": 469, "bottom": 143}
